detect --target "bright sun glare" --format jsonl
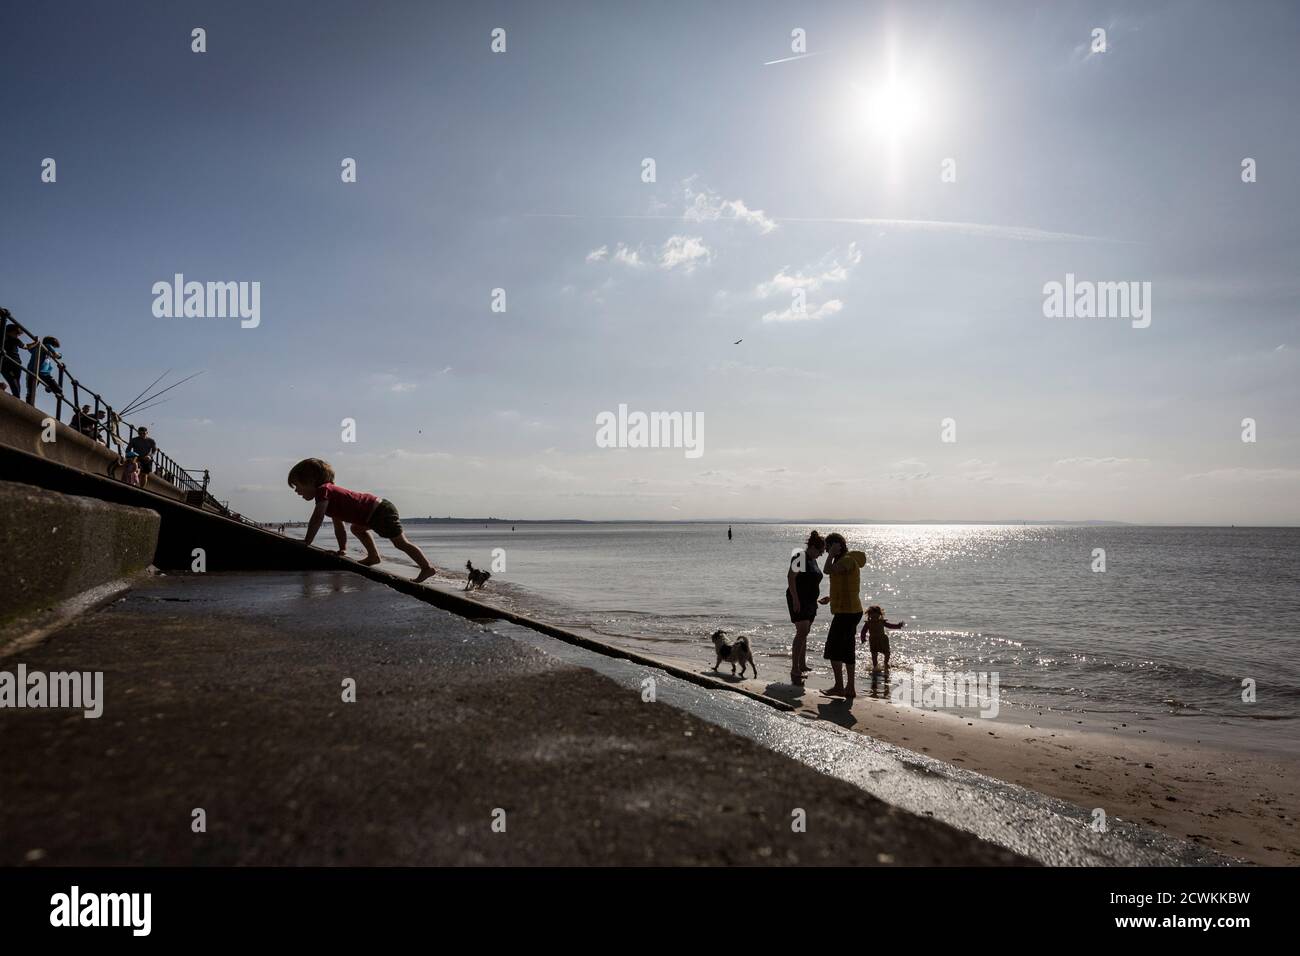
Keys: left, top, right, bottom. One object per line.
{"left": 860, "top": 78, "right": 925, "bottom": 139}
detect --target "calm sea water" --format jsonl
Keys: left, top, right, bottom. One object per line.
{"left": 390, "top": 523, "right": 1300, "bottom": 754}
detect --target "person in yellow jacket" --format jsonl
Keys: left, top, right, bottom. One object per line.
{"left": 819, "top": 532, "right": 866, "bottom": 699}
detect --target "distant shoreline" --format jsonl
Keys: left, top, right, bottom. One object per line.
{"left": 265, "top": 517, "right": 1300, "bottom": 528}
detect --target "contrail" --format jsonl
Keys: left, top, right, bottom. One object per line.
{"left": 763, "top": 51, "right": 826, "bottom": 66}
{"left": 523, "top": 213, "right": 1125, "bottom": 243}
{"left": 771, "top": 216, "right": 1129, "bottom": 243}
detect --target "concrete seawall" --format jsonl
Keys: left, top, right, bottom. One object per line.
{"left": 0, "top": 390, "right": 187, "bottom": 503}
{"left": 0, "top": 480, "right": 158, "bottom": 649}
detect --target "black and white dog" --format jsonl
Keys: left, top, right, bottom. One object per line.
{"left": 710, "top": 629, "right": 757, "bottom": 678}
{"left": 464, "top": 561, "right": 491, "bottom": 591}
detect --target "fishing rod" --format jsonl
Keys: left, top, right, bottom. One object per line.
{"left": 123, "top": 396, "right": 175, "bottom": 417}
{"left": 120, "top": 368, "right": 171, "bottom": 417}
{"left": 120, "top": 370, "right": 205, "bottom": 415}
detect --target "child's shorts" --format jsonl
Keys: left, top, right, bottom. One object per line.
{"left": 868, "top": 634, "right": 890, "bottom": 656}
{"left": 367, "top": 499, "right": 403, "bottom": 538}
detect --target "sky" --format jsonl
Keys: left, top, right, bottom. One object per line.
{"left": 2, "top": 0, "right": 1297, "bottom": 524}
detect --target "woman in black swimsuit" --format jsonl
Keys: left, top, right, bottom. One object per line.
{"left": 786, "top": 530, "right": 825, "bottom": 685}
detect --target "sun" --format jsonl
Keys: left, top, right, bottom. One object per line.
{"left": 859, "top": 77, "right": 926, "bottom": 139}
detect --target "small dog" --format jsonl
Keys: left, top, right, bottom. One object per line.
{"left": 464, "top": 561, "right": 491, "bottom": 591}
{"left": 710, "top": 629, "right": 757, "bottom": 678}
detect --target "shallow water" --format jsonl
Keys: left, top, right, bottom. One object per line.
{"left": 390, "top": 522, "right": 1300, "bottom": 754}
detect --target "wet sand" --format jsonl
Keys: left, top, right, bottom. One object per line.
{"left": 640, "top": 644, "right": 1299, "bottom": 866}
{"left": 402, "top": 564, "right": 1299, "bottom": 866}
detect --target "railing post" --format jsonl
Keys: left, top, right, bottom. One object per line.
{"left": 26, "top": 341, "right": 40, "bottom": 405}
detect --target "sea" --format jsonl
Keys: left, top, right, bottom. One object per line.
{"left": 385, "top": 522, "right": 1300, "bottom": 755}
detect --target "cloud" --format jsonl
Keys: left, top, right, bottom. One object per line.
{"left": 370, "top": 372, "right": 418, "bottom": 394}
{"left": 957, "top": 458, "right": 999, "bottom": 481}
{"left": 756, "top": 242, "right": 861, "bottom": 298}
{"left": 613, "top": 244, "right": 644, "bottom": 267}
{"left": 762, "top": 299, "right": 843, "bottom": 322}
{"left": 890, "top": 458, "right": 929, "bottom": 471}
{"left": 682, "top": 181, "right": 777, "bottom": 234}
{"left": 588, "top": 236, "right": 713, "bottom": 273}
{"left": 657, "top": 235, "right": 711, "bottom": 273}
{"left": 1054, "top": 457, "right": 1149, "bottom": 467}
{"left": 535, "top": 464, "right": 582, "bottom": 483}
{"left": 1182, "top": 468, "right": 1300, "bottom": 482}
{"left": 583, "top": 242, "right": 645, "bottom": 268}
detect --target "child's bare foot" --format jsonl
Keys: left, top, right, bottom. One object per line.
{"left": 824, "top": 686, "right": 846, "bottom": 697}
{"left": 414, "top": 567, "right": 436, "bottom": 583}
{"left": 844, "top": 688, "right": 857, "bottom": 700}
{"left": 359, "top": 555, "right": 382, "bottom": 567}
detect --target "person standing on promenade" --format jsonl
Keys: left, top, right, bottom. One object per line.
{"left": 786, "top": 530, "right": 825, "bottom": 685}
{"left": 24, "top": 335, "right": 61, "bottom": 404}
{"left": 127, "top": 427, "right": 157, "bottom": 489}
{"left": 821, "top": 532, "right": 867, "bottom": 700}
{"left": 1, "top": 320, "right": 26, "bottom": 397}
{"left": 71, "top": 404, "right": 100, "bottom": 439}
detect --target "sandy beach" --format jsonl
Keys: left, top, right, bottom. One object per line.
{"left": 407, "top": 564, "right": 1300, "bottom": 866}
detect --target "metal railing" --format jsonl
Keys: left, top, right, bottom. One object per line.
{"left": 1, "top": 307, "right": 223, "bottom": 509}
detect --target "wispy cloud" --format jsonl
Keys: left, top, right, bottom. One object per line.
{"left": 682, "top": 181, "right": 778, "bottom": 234}
{"left": 762, "top": 299, "right": 843, "bottom": 322}
{"left": 658, "top": 235, "right": 712, "bottom": 273}
{"left": 757, "top": 242, "right": 861, "bottom": 297}
{"left": 543, "top": 213, "right": 1121, "bottom": 243}
{"left": 1055, "top": 457, "right": 1149, "bottom": 467}
{"left": 587, "top": 235, "right": 713, "bottom": 273}
{"left": 1183, "top": 468, "right": 1300, "bottom": 482}
{"left": 613, "top": 245, "right": 643, "bottom": 267}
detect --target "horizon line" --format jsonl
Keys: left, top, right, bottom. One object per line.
{"left": 260, "top": 516, "right": 1297, "bottom": 529}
